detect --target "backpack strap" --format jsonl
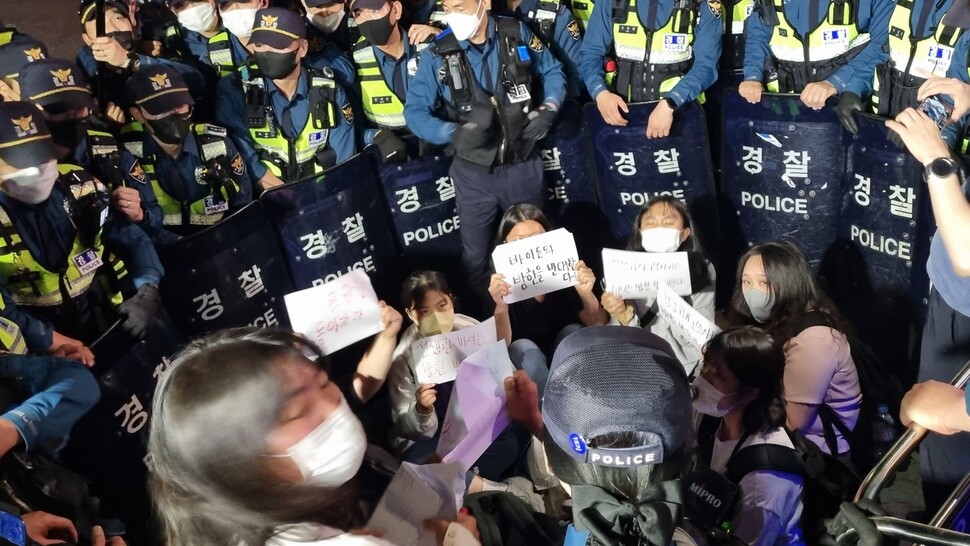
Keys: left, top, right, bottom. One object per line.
{"left": 725, "top": 442, "right": 805, "bottom": 485}
{"left": 795, "top": 311, "right": 854, "bottom": 456}
{"left": 696, "top": 415, "right": 721, "bottom": 467}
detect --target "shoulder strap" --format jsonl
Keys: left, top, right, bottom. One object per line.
{"left": 432, "top": 30, "right": 476, "bottom": 107}
{"left": 307, "top": 68, "right": 338, "bottom": 130}
{"left": 495, "top": 16, "right": 531, "bottom": 87}
{"left": 795, "top": 310, "right": 830, "bottom": 336}
{"left": 696, "top": 415, "right": 721, "bottom": 466}
{"left": 726, "top": 442, "right": 805, "bottom": 485}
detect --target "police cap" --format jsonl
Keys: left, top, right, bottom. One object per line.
{"left": 0, "top": 102, "right": 56, "bottom": 169}
{"left": 0, "top": 35, "right": 48, "bottom": 80}
{"left": 78, "top": 0, "right": 130, "bottom": 24}
{"left": 19, "top": 59, "right": 94, "bottom": 116}
{"left": 350, "top": 0, "right": 386, "bottom": 12}
{"left": 250, "top": 8, "right": 307, "bottom": 49}
{"left": 306, "top": 0, "right": 346, "bottom": 6}
{"left": 126, "top": 65, "right": 195, "bottom": 116}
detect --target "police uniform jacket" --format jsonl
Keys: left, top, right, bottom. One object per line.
{"left": 501, "top": 0, "right": 586, "bottom": 98}
{"left": 404, "top": 16, "right": 567, "bottom": 146}
{"left": 743, "top": 0, "right": 894, "bottom": 97}
{"left": 579, "top": 0, "right": 722, "bottom": 106}
{"left": 215, "top": 65, "right": 357, "bottom": 182}
{"left": 356, "top": 27, "right": 422, "bottom": 145}
{"left": 0, "top": 281, "right": 56, "bottom": 354}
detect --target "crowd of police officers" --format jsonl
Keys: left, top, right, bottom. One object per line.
{"left": 0, "top": 0, "right": 967, "bottom": 541}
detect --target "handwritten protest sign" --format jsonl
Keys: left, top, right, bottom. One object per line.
{"left": 367, "top": 462, "right": 464, "bottom": 546}
{"left": 656, "top": 283, "right": 720, "bottom": 350}
{"left": 412, "top": 318, "right": 497, "bottom": 384}
{"left": 284, "top": 269, "right": 384, "bottom": 354}
{"left": 491, "top": 228, "right": 580, "bottom": 303}
{"left": 602, "top": 249, "right": 692, "bottom": 298}
{"left": 437, "top": 341, "right": 515, "bottom": 468}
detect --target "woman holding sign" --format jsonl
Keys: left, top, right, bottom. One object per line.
{"left": 600, "top": 196, "right": 716, "bottom": 377}
{"left": 386, "top": 271, "right": 542, "bottom": 501}
{"left": 729, "top": 241, "right": 861, "bottom": 458}
{"left": 488, "top": 204, "right": 608, "bottom": 360}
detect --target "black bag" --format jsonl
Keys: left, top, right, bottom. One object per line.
{"left": 464, "top": 491, "right": 564, "bottom": 546}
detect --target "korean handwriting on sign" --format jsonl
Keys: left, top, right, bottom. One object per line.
{"left": 193, "top": 288, "right": 224, "bottom": 321}
{"left": 412, "top": 318, "right": 498, "bottom": 384}
{"left": 491, "top": 228, "right": 581, "bottom": 304}
{"left": 115, "top": 394, "right": 149, "bottom": 434}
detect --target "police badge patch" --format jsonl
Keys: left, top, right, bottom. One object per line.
{"left": 528, "top": 34, "right": 543, "bottom": 52}
{"left": 566, "top": 20, "right": 581, "bottom": 40}
{"left": 342, "top": 104, "right": 354, "bottom": 124}
{"left": 128, "top": 161, "right": 148, "bottom": 184}
{"left": 708, "top": 0, "right": 722, "bottom": 18}
{"left": 230, "top": 153, "right": 245, "bottom": 176}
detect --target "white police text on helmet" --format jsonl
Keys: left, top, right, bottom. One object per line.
{"left": 590, "top": 452, "right": 656, "bottom": 466}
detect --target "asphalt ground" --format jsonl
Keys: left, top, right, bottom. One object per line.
{"left": 5, "top": 0, "right": 85, "bottom": 60}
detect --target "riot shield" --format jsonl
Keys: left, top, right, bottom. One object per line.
{"left": 260, "top": 154, "right": 399, "bottom": 294}
{"left": 62, "top": 308, "right": 184, "bottom": 544}
{"left": 720, "top": 91, "right": 844, "bottom": 268}
{"left": 379, "top": 152, "right": 461, "bottom": 257}
{"left": 585, "top": 100, "right": 718, "bottom": 253}
{"left": 157, "top": 202, "right": 294, "bottom": 339}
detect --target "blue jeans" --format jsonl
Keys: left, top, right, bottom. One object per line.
{"left": 0, "top": 355, "right": 100, "bottom": 453}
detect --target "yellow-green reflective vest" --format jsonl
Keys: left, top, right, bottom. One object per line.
{"left": 0, "top": 165, "right": 126, "bottom": 308}
{"left": 570, "top": 0, "right": 595, "bottom": 30}
{"left": 0, "top": 295, "right": 26, "bottom": 355}
{"left": 352, "top": 37, "right": 408, "bottom": 130}
{"left": 120, "top": 123, "right": 240, "bottom": 226}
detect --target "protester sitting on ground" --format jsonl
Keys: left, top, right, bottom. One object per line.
{"left": 504, "top": 326, "right": 703, "bottom": 545}
{"left": 386, "top": 270, "right": 546, "bottom": 500}
{"left": 729, "top": 241, "right": 862, "bottom": 457}
{"left": 148, "top": 327, "right": 480, "bottom": 546}
{"left": 488, "top": 204, "right": 608, "bottom": 359}
{"left": 694, "top": 326, "right": 804, "bottom": 545}
{"left": 600, "top": 195, "right": 716, "bottom": 377}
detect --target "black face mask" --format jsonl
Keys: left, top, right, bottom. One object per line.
{"left": 146, "top": 114, "right": 192, "bottom": 145}
{"left": 106, "top": 30, "right": 135, "bottom": 52}
{"left": 358, "top": 14, "right": 395, "bottom": 46}
{"left": 47, "top": 119, "right": 87, "bottom": 153}
{"left": 255, "top": 50, "right": 300, "bottom": 80}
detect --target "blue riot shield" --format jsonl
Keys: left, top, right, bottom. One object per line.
{"left": 261, "top": 154, "right": 398, "bottom": 292}
{"left": 62, "top": 309, "right": 184, "bottom": 544}
{"left": 703, "top": 70, "right": 745, "bottom": 173}
{"left": 585, "top": 100, "right": 718, "bottom": 251}
{"left": 540, "top": 100, "right": 599, "bottom": 226}
{"left": 720, "top": 91, "right": 844, "bottom": 268}
{"left": 379, "top": 152, "right": 461, "bottom": 257}
{"left": 157, "top": 202, "right": 294, "bottom": 339}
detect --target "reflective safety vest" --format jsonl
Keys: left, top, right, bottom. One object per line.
{"left": 206, "top": 30, "right": 254, "bottom": 78}
{"left": 120, "top": 123, "right": 240, "bottom": 226}
{"left": 607, "top": 0, "right": 698, "bottom": 103}
{"left": 242, "top": 68, "right": 338, "bottom": 182}
{"left": 352, "top": 37, "right": 421, "bottom": 130}
{"left": 764, "top": 0, "right": 870, "bottom": 93}
{"left": 0, "top": 295, "right": 26, "bottom": 355}
{"left": 569, "top": 0, "right": 595, "bottom": 30}
{"left": 723, "top": 0, "right": 755, "bottom": 69}
{"left": 0, "top": 28, "right": 14, "bottom": 47}
{"left": 872, "top": 0, "right": 964, "bottom": 116}
{"left": 0, "top": 165, "right": 127, "bottom": 309}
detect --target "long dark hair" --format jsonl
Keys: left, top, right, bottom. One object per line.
{"left": 730, "top": 241, "right": 849, "bottom": 344}
{"left": 148, "top": 328, "right": 356, "bottom": 546}
{"left": 494, "top": 203, "right": 551, "bottom": 247}
{"left": 400, "top": 270, "right": 454, "bottom": 311}
{"left": 628, "top": 196, "right": 713, "bottom": 292}
{"left": 703, "top": 326, "right": 786, "bottom": 435}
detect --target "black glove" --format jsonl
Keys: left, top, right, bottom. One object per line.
{"left": 452, "top": 102, "right": 495, "bottom": 152}
{"left": 820, "top": 500, "right": 886, "bottom": 546}
{"left": 837, "top": 92, "right": 863, "bottom": 135}
{"left": 522, "top": 107, "right": 557, "bottom": 141}
{"left": 373, "top": 129, "right": 407, "bottom": 163}
{"left": 118, "top": 284, "right": 160, "bottom": 340}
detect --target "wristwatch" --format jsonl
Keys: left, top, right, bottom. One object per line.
{"left": 663, "top": 97, "right": 677, "bottom": 110}
{"left": 924, "top": 156, "right": 960, "bottom": 182}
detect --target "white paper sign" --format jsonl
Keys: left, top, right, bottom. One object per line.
{"left": 602, "top": 248, "right": 692, "bottom": 298}
{"left": 366, "top": 462, "right": 464, "bottom": 546}
{"left": 656, "top": 283, "right": 721, "bottom": 350}
{"left": 283, "top": 269, "right": 384, "bottom": 355}
{"left": 437, "top": 341, "right": 515, "bottom": 468}
{"left": 491, "top": 228, "right": 579, "bottom": 303}
{"left": 412, "top": 318, "right": 497, "bottom": 384}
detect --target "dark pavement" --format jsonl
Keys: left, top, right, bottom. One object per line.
{"left": 5, "top": 0, "right": 84, "bottom": 60}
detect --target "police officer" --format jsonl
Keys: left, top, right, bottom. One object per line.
{"left": 495, "top": 0, "right": 585, "bottom": 98}
{"left": 0, "top": 34, "right": 47, "bottom": 102}
{"left": 0, "top": 101, "right": 163, "bottom": 343}
{"left": 218, "top": 0, "right": 268, "bottom": 47}
{"left": 168, "top": 0, "right": 254, "bottom": 79}
{"left": 77, "top": 0, "right": 206, "bottom": 123}
{"left": 738, "top": 0, "right": 893, "bottom": 120}
{"left": 865, "top": 0, "right": 970, "bottom": 145}
{"left": 722, "top": 0, "right": 755, "bottom": 71}
{"left": 123, "top": 65, "right": 252, "bottom": 242}
{"left": 579, "top": 0, "right": 722, "bottom": 139}
{"left": 217, "top": 7, "right": 357, "bottom": 190}
{"left": 404, "top": 0, "right": 566, "bottom": 301}
{"left": 350, "top": 0, "right": 436, "bottom": 161}
{"left": 568, "top": 0, "right": 594, "bottom": 31}
{"left": 302, "top": 0, "right": 361, "bottom": 53}
{"left": 17, "top": 58, "right": 166, "bottom": 246}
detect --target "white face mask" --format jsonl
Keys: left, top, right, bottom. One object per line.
{"left": 445, "top": 0, "right": 484, "bottom": 41}
{"left": 178, "top": 2, "right": 218, "bottom": 33}
{"left": 221, "top": 7, "right": 258, "bottom": 39}
{"left": 308, "top": 10, "right": 346, "bottom": 33}
{"left": 742, "top": 287, "right": 775, "bottom": 323}
{"left": 639, "top": 227, "right": 683, "bottom": 253}
{"left": 2, "top": 159, "right": 58, "bottom": 205}
{"left": 692, "top": 375, "right": 746, "bottom": 418}
{"left": 285, "top": 395, "right": 366, "bottom": 487}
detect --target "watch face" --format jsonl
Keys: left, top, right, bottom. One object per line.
{"left": 932, "top": 158, "right": 957, "bottom": 178}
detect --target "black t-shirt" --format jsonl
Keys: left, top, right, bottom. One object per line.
{"left": 508, "top": 287, "right": 583, "bottom": 356}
